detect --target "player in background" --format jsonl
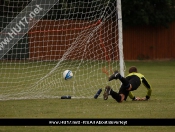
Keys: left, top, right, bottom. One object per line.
{"left": 103, "top": 66, "right": 152, "bottom": 102}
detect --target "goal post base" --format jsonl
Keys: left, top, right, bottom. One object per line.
{"left": 61, "top": 96, "right": 71, "bottom": 99}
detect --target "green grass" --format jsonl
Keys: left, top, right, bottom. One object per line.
{"left": 0, "top": 61, "right": 175, "bottom": 132}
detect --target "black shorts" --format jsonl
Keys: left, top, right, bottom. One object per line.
{"left": 119, "top": 75, "right": 141, "bottom": 100}
{"left": 129, "top": 75, "right": 141, "bottom": 91}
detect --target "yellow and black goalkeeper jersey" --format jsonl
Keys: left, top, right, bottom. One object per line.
{"left": 126, "top": 72, "right": 152, "bottom": 99}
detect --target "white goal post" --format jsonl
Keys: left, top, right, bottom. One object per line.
{"left": 0, "top": 0, "right": 124, "bottom": 100}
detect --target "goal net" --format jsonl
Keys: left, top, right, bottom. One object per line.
{"left": 0, "top": 0, "right": 124, "bottom": 100}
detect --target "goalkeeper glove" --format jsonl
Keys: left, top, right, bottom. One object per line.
{"left": 140, "top": 96, "right": 150, "bottom": 101}
{"left": 132, "top": 96, "right": 140, "bottom": 101}
{"left": 132, "top": 96, "right": 150, "bottom": 101}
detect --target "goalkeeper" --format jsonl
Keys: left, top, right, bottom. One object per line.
{"left": 103, "top": 66, "right": 152, "bottom": 102}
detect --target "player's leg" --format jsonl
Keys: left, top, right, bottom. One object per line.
{"left": 110, "top": 90, "right": 125, "bottom": 102}
{"left": 103, "top": 86, "right": 127, "bottom": 102}
{"left": 109, "top": 71, "right": 131, "bottom": 90}
{"left": 118, "top": 85, "right": 130, "bottom": 101}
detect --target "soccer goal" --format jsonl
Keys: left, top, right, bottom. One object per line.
{"left": 0, "top": 0, "right": 124, "bottom": 100}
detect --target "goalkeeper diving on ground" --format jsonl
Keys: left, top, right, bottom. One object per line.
{"left": 103, "top": 66, "right": 152, "bottom": 102}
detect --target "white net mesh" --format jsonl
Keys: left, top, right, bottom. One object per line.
{"left": 0, "top": 0, "right": 124, "bottom": 100}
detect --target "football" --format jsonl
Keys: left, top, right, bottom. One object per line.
{"left": 63, "top": 70, "right": 73, "bottom": 80}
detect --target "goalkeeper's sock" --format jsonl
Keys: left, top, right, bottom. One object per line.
{"left": 110, "top": 89, "right": 121, "bottom": 102}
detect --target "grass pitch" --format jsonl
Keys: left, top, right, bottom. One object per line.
{"left": 0, "top": 60, "right": 175, "bottom": 132}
